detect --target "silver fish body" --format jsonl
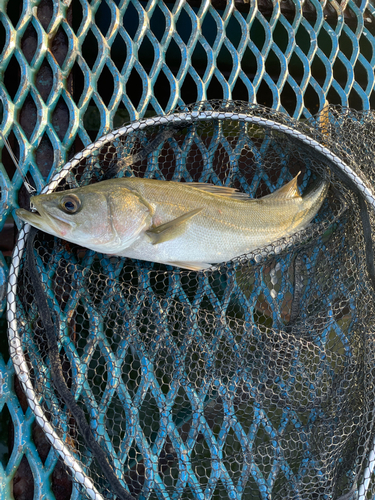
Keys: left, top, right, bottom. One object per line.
{"left": 16, "top": 176, "right": 329, "bottom": 270}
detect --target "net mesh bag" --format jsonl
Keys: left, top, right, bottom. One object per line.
{"left": 7, "top": 100, "right": 375, "bottom": 500}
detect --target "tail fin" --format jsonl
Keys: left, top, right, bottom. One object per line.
{"left": 298, "top": 177, "right": 330, "bottom": 230}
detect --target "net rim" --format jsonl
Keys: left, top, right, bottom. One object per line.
{"left": 7, "top": 108, "right": 375, "bottom": 500}
{"left": 43, "top": 111, "right": 375, "bottom": 210}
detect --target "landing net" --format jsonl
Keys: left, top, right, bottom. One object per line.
{"left": 7, "top": 101, "right": 375, "bottom": 500}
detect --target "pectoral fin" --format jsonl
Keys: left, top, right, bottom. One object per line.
{"left": 146, "top": 208, "right": 202, "bottom": 245}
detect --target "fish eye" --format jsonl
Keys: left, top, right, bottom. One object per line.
{"left": 61, "top": 194, "right": 81, "bottom": 214}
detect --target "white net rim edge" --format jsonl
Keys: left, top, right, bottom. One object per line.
{"left": 7, "top": 110, "right": 375, "bottom": 500}
{"left": 6, "top": 224, "right": 103, "bottom": 500}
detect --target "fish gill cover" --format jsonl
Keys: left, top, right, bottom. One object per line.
{"left": 7, "top": 100, "right": 375, "bottom": 500}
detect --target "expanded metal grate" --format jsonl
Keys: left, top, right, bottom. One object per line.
{"left": 7, "top": 100, "right": 375, "bottom": 500}
{"left": 1, "top": 1, "right": 375, "bottom": 499}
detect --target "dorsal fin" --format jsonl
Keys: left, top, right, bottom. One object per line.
{"left": 187, "top": 183, "right": 252, "bottom": 201}
{"left": 262, "top": 173, "right": 301, "bottom": 200}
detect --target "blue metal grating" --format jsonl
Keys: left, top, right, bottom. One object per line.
{"left": 5, "top": 106, "right": 373, "bottom": 499}
{"left": 1, "top": 0, "right": 375, "bottom": 498}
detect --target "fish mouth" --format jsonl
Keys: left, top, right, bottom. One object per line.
{"left": 16, "top": 207, "right": 73, "bottom": 236}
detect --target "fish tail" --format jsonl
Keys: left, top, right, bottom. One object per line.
{"left": 296, "top": 177, "right": 330, "bottom": 230}
{"left": 302, "top": 177, "right": 330, "bottom": 205}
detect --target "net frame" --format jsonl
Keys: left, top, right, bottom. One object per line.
{"left": 7, "top": 104, "right": 375, "bottom": 500}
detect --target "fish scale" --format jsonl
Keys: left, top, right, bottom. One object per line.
{"left": 16, "top": 175, "right": 329, "bottom": 271}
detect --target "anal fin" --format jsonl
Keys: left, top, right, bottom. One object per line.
{"left": 167, "top": 260, "right": 212, "bottom": 271}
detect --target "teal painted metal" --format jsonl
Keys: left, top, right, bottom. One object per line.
{"left": 1, "top": 0, "right": 375, "bottom": 498}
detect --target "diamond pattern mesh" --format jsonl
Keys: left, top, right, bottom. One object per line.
{"left": 1, "top": 1, "right": 375, "bottom": 499}
{"left": 5, "top": 101, "right": 375, "bottom": 499}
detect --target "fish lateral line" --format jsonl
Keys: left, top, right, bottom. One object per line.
{"left": 16, "top": 174, "right": 329, "bottom": 270}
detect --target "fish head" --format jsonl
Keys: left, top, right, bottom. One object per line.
{"left": 16, "top": 180, "right": 152, "bottom": 253}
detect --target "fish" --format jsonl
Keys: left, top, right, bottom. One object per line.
{"left": 16, "top": 175, "right": 329, "bottom": 271}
